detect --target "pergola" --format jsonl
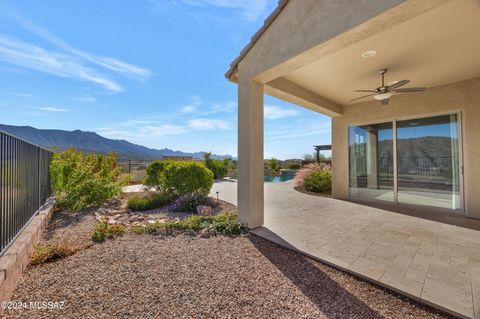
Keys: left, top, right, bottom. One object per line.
{"left": 313, "top": 144, "right": 331, "bottom": 163}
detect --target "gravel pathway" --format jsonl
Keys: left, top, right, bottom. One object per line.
{"left": 4, "top": 203, "right": 452, "bottom": 318}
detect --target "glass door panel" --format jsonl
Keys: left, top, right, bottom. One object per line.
{"left": 396, "top": 114, "right": 461, "bottom": 210}
{"left": 349, "top": 122, "right": 394, "bottom": 202}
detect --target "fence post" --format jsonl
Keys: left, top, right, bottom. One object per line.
{"left": 128, "top": 160, "right": 131, "bottom": 184}
{"left": 38, "top": 148, "right": 41, "bottom": 210}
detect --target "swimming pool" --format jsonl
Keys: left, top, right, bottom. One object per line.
{"left": 264, "top": 170, "right": 296, "bottom": 183}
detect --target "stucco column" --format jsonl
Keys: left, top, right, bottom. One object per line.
{"left": 237, "top": 76, "right": 264, "bottom": 228}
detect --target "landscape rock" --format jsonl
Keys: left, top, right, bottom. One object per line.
{"left": 199, "top": 229, "right": 211, "bottom": 238}
{"left": 197, "top": 205, "right": 213, "bottom": 216}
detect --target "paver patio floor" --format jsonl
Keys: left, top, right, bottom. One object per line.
{"left": 211, "top": 180, "right": 480, "bottom": 319}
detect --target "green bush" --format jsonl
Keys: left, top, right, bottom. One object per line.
{"left": 127, "top": 192, "right": 173, "bottom": 211}
{"left": 50, "top": 148, "right": 124, "bottom": 211}
{"left": 162, "top": 161, "right": 214, "bottom": 195}
{"left": 132, "top": 213, "right": 246, "bottom": 236}
{"left": 144, "top": 160, "right": 169, "bottom": 189}
{"left": 303, "top": 170, "right": 332, "bottom": 193}
{"left": 92, "top": 221, "right": 125, "bottom": 242}
{"left": 143, "top": 160, "right": 214, "bottom": 195}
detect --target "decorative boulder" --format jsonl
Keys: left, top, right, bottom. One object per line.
{"left": 196, "top": 205, "right": 214, "bottom": 216}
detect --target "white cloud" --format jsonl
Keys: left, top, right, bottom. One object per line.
{"left": 267, "top": 122, "right": 332, "bottom": 140}
{"left": 181, "top": 105, "right": 197, "bottom": 113}
{"left": 264, "top": 105, "right": 299, "bottom": 120}
{"left": 72, "top": 96, "right": 96, "bottom": 102}
{"left": 149, "top": 0, "right": 270, "bottom": 23}
{"left": 0, "top": 35, "right": 123, "bottom": 92}
{"left": 179, "top": 95, "right": 204, "bottom": 113}
{"left": 9, "top": 12, "right": 151, "bottom": 80}
{"left": 0, "top": 11, "right": 151, "bottom": 92}
{"left": 209, "top": 100, "right": 236, "bottom": 114}
{"left": 13, "top": 92, "right": 33, "bottom": 97}
{"left": 189, "top": 118, "right": 229, "bottom": 130}
{"left": 96, "top": 123, "right": 188, "bottom": 139}
{"left": 140, "top": 124, "right": 188, "bottom": 136}
{"left": 36, "top": 106, "right": 68, "bottom": 112}
{"left": 181, "top": 0, "right": 269, "bottom": 22}
{"left": 269, "top": 129, "right": 331, "bottom": 140}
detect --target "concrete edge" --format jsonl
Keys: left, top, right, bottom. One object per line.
{"left": 0, "top": 198, "right": 55, "bottom": 306}
{"left": 250, "top": 228, "right": 466, "bottom": 319}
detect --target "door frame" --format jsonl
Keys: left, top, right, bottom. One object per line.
{"left": 347, "top": 110, "right": 465, "bottom": 213}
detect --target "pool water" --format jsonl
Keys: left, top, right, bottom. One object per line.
{"left": 264, "top": 170, "right": 296, "bottom": 183}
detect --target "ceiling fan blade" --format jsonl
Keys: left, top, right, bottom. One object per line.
{"left": 393, "top": 87, "right": 426, "bottom": 92}
{"left": 350, "top": 94, "right": 375, "bottom": 101}
{"left": 388, "top": 79, "right": 410, "bottom": 89}
{"left": 354, "top": 89, "right": 376, "bottom": 93}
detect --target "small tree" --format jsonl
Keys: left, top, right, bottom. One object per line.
{"left": 267, "top": 158, "right": 281, "bottom": 175}
{"left": 144, "top": 160, "right": 169, "bottom": 189}
{"left": 204, "top": 151, "right": 230, "bottom": 179}
{"left": 50, "top": 148, "right": 123, "bottom": 211}
{"left": 303, "top": 154, "right": 314, "bottom": 160}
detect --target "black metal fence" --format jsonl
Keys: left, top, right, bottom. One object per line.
{"left": 0, "top": 131, "right": 52, "bottom": 255}
{"left": 117, "top": 160, "right": 150, "bottom": 184}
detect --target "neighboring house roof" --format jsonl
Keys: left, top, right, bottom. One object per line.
{"left": 225, "top": 0, "right": 289, "bottom": 80}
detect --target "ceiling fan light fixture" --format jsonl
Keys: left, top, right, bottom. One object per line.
{"left": 374, "top": 92, "right": 393, "bottom": 101}
{"left": 361, "top": 50, "right": 376, "bottom": 58}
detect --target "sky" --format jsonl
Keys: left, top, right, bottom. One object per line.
{"left": 0, "top": 0, "right": 332, "bottom": 160}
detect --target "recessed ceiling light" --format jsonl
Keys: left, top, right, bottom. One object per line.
{"left": 361, "top": 50, "right": 376, "bottom": 58}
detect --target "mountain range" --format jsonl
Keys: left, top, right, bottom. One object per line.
{"left": 0, "top": 124, "right": 233, "bottom": 161}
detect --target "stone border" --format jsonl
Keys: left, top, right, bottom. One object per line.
{"left": 0, "top": 198, "right": 55, "bottom": 305}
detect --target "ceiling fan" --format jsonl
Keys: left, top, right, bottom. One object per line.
{"left": 351, "top": 68, "right": 426, "bottom": 105}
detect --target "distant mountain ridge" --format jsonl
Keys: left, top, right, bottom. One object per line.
{"left": 0, "top": 124, "right": 233, "bottom": 161}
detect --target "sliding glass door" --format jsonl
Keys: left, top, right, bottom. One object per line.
{"left": 349, "top": 113, "right": 462, "bottom": 211}
{"left": 349, "top": 122, "right": 394, "bottom": 202}
{"left": 396, "top": 114, "right": 461, "bottom": 209}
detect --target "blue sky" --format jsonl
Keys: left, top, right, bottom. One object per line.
{"left": 0, "top": 0, "right": 331, "bottom": 159}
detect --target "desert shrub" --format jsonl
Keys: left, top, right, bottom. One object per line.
{"left": 207, "top": 213, "right": 247, "bottom": 235}
{"left": 31, "top": 242, "right": 75, "bottom": 265}
{"left": 289, "top": 163, "right": 301, "bottom": 169}
{"left": 303, "top": 170, "right": 332, "bottom": 193}
{"left": 50, "top": 148, "right": 123, "bottom": 211}
{"left": 307, "top": 162, "right": 331, "bottom": 172}
{"left": 134, "top": 213, "right": 246, "bottom": 236}
{"left": 127, "top": 192, "right": 174, "bottom": 211}
{"left": 92, "top": 221, "right": 125, "bottom": 242}
{"left": 162, "top": 161, "right": 214, "bottom": 195}
{"left": 144, "top": 160, "right": 169, "bottom": 189}
{"left": 169, "top": 193, "right": 215, "bottom": 213}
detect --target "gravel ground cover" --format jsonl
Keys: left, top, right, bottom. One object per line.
{"left": 4, "top": 203, "right": 452, "bottom": 319}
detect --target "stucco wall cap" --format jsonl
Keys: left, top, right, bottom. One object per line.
{"left": 225, "top": 0, "right": 289, "bottom": 80}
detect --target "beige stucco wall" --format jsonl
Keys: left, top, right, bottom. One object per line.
{"left": 332, "top": 77, "right": 480, "bottom": 219}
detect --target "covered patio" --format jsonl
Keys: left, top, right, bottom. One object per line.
{"left": 225, "top": 0, "right": 480, "bottom": 318}
{"left": 212, "top": 180, "right": 480, "bottom": 318}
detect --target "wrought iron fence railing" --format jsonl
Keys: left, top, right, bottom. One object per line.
{"left": 0, "top": 131, "right": 52, "bottom": 255}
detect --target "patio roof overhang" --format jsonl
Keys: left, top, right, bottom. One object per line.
{"left": 228, "top": 0, "right": 480, "bottom": 116}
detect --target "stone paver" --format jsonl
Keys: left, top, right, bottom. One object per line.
{"left": 211, "top": 180, "right": 480, "bottom": 319}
